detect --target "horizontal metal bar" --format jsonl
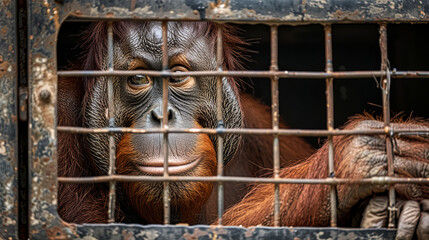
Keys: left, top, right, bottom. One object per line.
{"left": 73, "top": 223, "right": 396, "bottom": 240}
{"left": 392, "top": 71, "right": 429, "bottom": 78}
{"left": 60, "top": 0, "right": 429, "bottom": 24}
{"left": 72, "top": 224, "right": 396, "bottom": 239}
{"left": 57, "top": 126, "right": 429, "bottom": 137}
{"left": 58, "top": 175, "right": 429, "bottom": 185}
{"left": 57, "top": 70, "right": 429, "bottom": 79}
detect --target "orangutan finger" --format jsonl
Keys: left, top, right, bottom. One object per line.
{"left": 360, "top": 196, "right": 388, "bottom": 228}
{"left": 417, "top": 212, "right": 429, "bottom": 240}
{"left": 395, "top": 200, "right": 420, "bottom": 240}
{"left": 420, "top": 199, "right": 429, "bottom": 212}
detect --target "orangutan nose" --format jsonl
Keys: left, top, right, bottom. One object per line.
{"left": 151, "top": 105, "right": 175, "bottom": 122}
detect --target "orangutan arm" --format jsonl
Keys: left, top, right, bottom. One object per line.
{"left": 221, "top": 116, "right": 429, "bottom": 231}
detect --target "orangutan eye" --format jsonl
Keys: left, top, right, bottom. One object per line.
{"left": 128, "top": 74, "right": 150, "bottom": 86}
{"left": 170, "top": 65, "right": 190, "bottom": 83}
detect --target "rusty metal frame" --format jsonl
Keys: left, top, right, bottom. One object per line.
{"left": 18, "top": 0, "right": 429, "bottom": 239}
{"left": 0, "top": 0, "right": 18, "bottom": 239}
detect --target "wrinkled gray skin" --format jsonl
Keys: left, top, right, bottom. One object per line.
{"left": 360, "top": 197, "right": 429, "bottom": 240}
{"left": 85, "top": 22, "right": 242, "bottom": 175}
{"left": 339, "top": 120, "right": 429, "bottom": 240}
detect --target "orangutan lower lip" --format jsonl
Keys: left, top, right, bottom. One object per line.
{"left": 137, "top": 157, "right": 201, "bottom": 175}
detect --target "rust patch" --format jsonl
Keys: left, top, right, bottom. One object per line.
{"left": 46, "top": 226, "right": 69, "bottom": 240}
{"left": 211, "top": 226, "right": 227, "bottom": 235}
{"left": 183, "top": 228, "right": 211, "bottom": 239}
{"left": 122, "top": 229, "right": 134, "bottom": 240}
{"left": 332, "top": 9, "right": 362, "bottom": 20}
{"left": 0, "top": 61, "right": 9, "bottom": 78}
{"left": 1, "top": 26, "right": 7, "bottom": 36}
{"left": 131, "top": 0, "right": 136, "bottom": 11}
{"left": 244, "top": 227, "right": 256, "bottom": 238}
{"left": 52, "top": 7, "right": 60, "bottom": 30}
{"left": 5, "top": 10, "right": 12, "bottom": 19}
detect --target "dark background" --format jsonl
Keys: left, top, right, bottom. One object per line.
{"left": 58, "top": 22, "right": 429, "bottom": 147}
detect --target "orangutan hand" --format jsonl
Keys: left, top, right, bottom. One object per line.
{"left": 335, "top": 119, "right": 429, "bottom": 221}
{"left": 360, "top": 196, "right": 429, "bottom": 240}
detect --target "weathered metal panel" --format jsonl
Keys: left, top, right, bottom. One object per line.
{"left": 70, "top": 225, "right": 397, "bottom": 240}
{"left": 0, "top": 0, "right": 19, "bottom": 239}
{"left": 58, "top": 0, "right": 429, "bottom": 23}
{"left": 27, "top": 0, "right": 62, "bottom": 238}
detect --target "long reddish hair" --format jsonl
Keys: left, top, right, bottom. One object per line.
{"left": 58, "top": 21, "right": 248, "bottom": 223}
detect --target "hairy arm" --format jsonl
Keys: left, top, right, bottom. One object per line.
{"left": 221, "top": 116, "right": 429, "bottom": 227}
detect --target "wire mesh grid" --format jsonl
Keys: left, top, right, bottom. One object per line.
{"left": 56, "top": 20, "right": 429, "bottom": 227}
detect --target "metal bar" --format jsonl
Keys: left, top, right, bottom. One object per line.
{"left": 270, "top": 25, "right": 281, "bottom": 227}
{"left": 324, "top": 24, "right": 337, "bottom": 227}
{"left": 16, "top": 0, "right": 29, "bottom": 237}
{"left": 106, "top": 21, "right": 117, "bottom": 223}
{"left": 389, "top": 71, "right": 429, "bottom": 78}
{"left": 57, "top": 126, "right": 429, "bottom": 136}
{"left": 161, "top": 20, "right": 170, "bottom": 225}
{"left": 58, "top": 69, "right": 429, "bottom": 79}
{"left": 216, "top": 24, "right": 225, "bottom": 225}
{"left": 379, "top": 23, "right": 397, "bottom": 228}
{"left": 57, "top": 176, "right": 429, "bottom": 185}
{"left": 60, "top": 0, "right": 429, "bottom": 23}
{"left": 0, "top": 0, "right": 19, "bottom": 237}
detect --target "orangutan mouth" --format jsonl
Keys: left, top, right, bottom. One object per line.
{"left": 137, "top": 157, "right": 201, "bottom": 175}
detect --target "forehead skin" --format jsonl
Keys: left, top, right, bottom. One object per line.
{"left": 118, "top": 22, "right": 216, "bottom": 71}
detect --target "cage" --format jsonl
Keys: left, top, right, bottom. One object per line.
{"left": 2, "top": 0, "right": 429, "bottom": 239}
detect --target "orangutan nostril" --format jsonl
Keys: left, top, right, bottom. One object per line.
{"left": 151, "top": 106, "right": 175, "bottom": 122}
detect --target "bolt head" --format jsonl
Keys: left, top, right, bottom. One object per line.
{"left": 39, "top": 89, "right": 51, "bottom": 102}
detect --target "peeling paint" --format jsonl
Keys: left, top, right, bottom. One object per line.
{"left": 369, "top": 6, "right": 386, "bottom": 15}
{"left": 0, "top": 140, "right": 6, "bottom": 156}
{"left": 327, "top": 10, "right": 363, "bottom": 21}
{"left": 89, "top": 6, "right": 154, "bottom": 17}
{"left": 309, "top": 0, "right": 328, "bottom": 9}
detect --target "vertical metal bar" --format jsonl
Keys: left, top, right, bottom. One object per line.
{"left": 379, "top": 23, "right": 396, "bottom": 228}
{"left": 270, "top": 25, "right": 280, "bottom": 227}
{"left": 161, "top": 20, "right": 170, "bottom": 225}
{"left": 16, "top": 0, "right": 29, "bottom": 237}
{"left": 216, "top": 24, "right": 225, "bottom": 225}
{"left": 324, "top": 24, "right": 337, "bottom": 227}
{"left": 107, "top": 21, "right": 117, "bottom": 223}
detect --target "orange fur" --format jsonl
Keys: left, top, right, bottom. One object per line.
{"left": 221, "top": 116, "right": 429, "bottom": 227}
{"left": 202, "top": 94, "right": 314, "bottom": 223}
